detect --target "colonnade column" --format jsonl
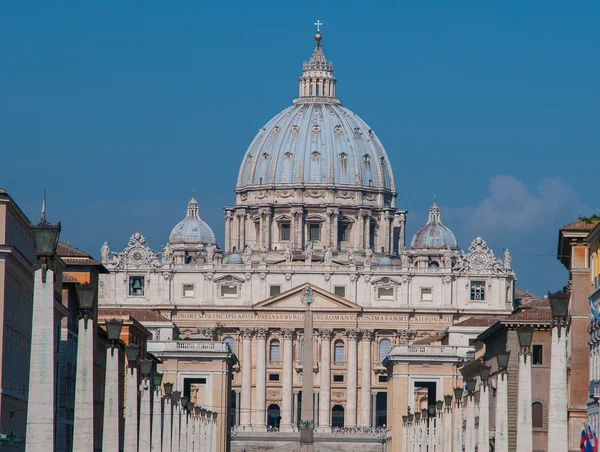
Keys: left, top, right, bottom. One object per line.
{"left": 162, "top": 395, "right": 173, "bottom": 452}
{"left": 496, "top": 370, "right": 509, "bottom": 452}
{"left": 453, "top": 390, "right": 463, "bottom": 452}
{"left": 478, "top": 377, "right": 490, "bottom": 452}
{"left": 516, "top": 328, "right": 533, "bottom": 452}
{"left": 346, "top": 329, "right": 359, "bottom": 427}
{"left": 443, "top": 401, "right": 452, "bottom": 452}
{"left": 318, "top": 329, "right": 332, "bottom": 432}
{"left": 465, "top": 391, "right": 475, "bottom": 452}
{"left": 254, "top": 328, "right": 267, "bottom": 431}
{"left": 281, "top": 329, "right": 295, "bottom": 432}
{"left": 240, "top": 328, "right": 254, "bottom": 430}
{"left": 360, "top": 330, "right": 373, "bottom": 426}
{"left": 548, "top": 319, "right": 568, "bottom": 452}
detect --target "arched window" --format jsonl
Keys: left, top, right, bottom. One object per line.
{"left": 379, "top": 338, "right": 392, "bottom": 363}
{"left": 428, "top": 261, "right": 439, "bottom": 268}
{"left": 532, "top": 402, "right": 543, "bottom": 428}
{"left": 223, "top": 336, "right": 235, "bottom": 354}
{"left": 270, "top": 339, "right": 281, "bottom": 362}
{"left": 334, "top": 340, "right": 345, "bottom": 363}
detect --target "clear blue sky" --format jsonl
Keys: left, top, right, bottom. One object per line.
{"left": 1, "top": 1, "right": 598, "bottom": 295}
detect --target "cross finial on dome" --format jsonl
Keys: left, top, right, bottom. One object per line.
{"left": 314, "top": 20, "right": 323, "bottom": 32}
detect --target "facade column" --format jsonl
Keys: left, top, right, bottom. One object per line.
{"left": 346, "top": 329, "right": 359, "bottom": 427}
{"left": 281, "top": 329, "right": 295, "bottom": 432}
{"left": 224, "top": 211, "right": 232, "bottom": 253}
{"left": 199, "top": 412, "right": 206, "bottom": 452}
{"left": 162, "top": 397, "right": 172, "bottom": 452}
{"left": 264, "top": 210, "right": 272, "bottom": 250}
{"left": 318, "top": 329, "right": 333, "bottom": 432}
{"left": 360, "top": 331, "right": 373, "bottom": 426}
{"left": 103, "top": 346, "right": 121, "bottom": 452}
{"left": 205, "top": 413, "right": 212, "bottom": 452}
{"left": 172, "top": 403, "right": 182, "bottom": 452}
{"left": 443, "top": 405, "right": 452, "bottom": 452}
{"left": 465, "top": 393, "right": 475, "bottom": 452}
{"left": 73, "top": 315, "right": 95, "bottom": 452}
{"left": 240, "top": 212, "right": 247, "bottom": 251}
{"left": 240, "top": 329, "right": 254, "bottom": 430}
{"left": 151, "top": 388, "right": 162, "bottom": 452}
{"left": 123, "top": 363, "right": 140, "bottom": 452}
{"left": 25, "top": 269, "right": 56, "bottom": 452}
{"left": 358, "top": 211, "right": 366, "bottom": 250}
{"left": 254, "top": 328, "right": 268, "bottom": 431}
{"left": 516, "top": 345, "right": 532, "bottom": 452}
{"left": 291, "top": 211, "right": 297, "bottom": 249}
{"left": 372, "top": 392, "right": 377, "bottom": 427}
{"left": 548, "top": 325, "right": 568, "bottom": 452}
{"left": 496, "top": 372, "right": 509, "bottom": 452}
{"left": 453, "top": 397, "right": 463, "bottom": 452}
{"left": 331, "top": 210, "right": 339, "bottom": 249}
{"left": 258, "top": 212, "right": 264, "bottom": 249}
{"left": 293, "top": 392, "right": 299, "bottom": 427}
{"left": 478, "top": 382, "right": 490, "bottom": 452}
{"left": 139, "top": 374, "right": 152, "bottom": 452}
{"left": 364, "top": 213, "right": 371, "bottom": 250}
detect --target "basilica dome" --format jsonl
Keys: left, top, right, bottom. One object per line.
{"left": 235, "top": 32, "right": 396, "bottom": 207}
{"left": 169, "top": 196, "right": 217, "bottom": 245}
{"left": 410, "top": 201, "right": 458, "bottom": 249}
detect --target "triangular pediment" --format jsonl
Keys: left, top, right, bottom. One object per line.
{"left": 253, "top": 283, "right": 362, "bottom": 312}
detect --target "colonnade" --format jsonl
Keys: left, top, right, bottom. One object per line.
{"left": 237, "top": 327, "right": 380, "bottom": 432}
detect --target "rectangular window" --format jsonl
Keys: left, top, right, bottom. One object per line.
{"left": 129, "top": 276, "right": 145, "bottom": 296}
{"left": 470, "top": 281, "right": 486, "bottom": 301}
{"left": 269, "top": 373, "right": 280, "bottom": 382}
{"left": 532, "top": 345, "right": 543, "bottom": 365}
{"left": 378, "top": 287, "right": 394, "bottom": 300}
{"left": 269, "top": 285, "right": 281, "bottom": 297}
{"left": 378, "top": 375, "right": 387, "bottom": 383}
{"left": 333, "top": 374, "right": 344, "bottom": 382}
{"left": 334, "top": 286, "right": 346, "bottom": 298}
{"left": 280, "top": 223, "right": 291, "bottom": 241}
{"left": 183, "top": 284, "right": 194, "bottom": 297}
{"left": 421, "top": 287, "right": 433, "bottom": 301}
{"left": 309, "top": 223, "right": 320, "bottom": 242}
{"left": 221, "top": 285, "right": 238, "bottom": 298}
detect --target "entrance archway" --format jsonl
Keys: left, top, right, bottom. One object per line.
{"left": 267, "top": 404, "right": 281, "bottom": 430}
{"left": 332, "top": 405, "right": 345, "bottom": 428}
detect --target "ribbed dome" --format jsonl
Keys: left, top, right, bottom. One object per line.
{"left": 226, "top": 253, "right": 243, "bottom": 264}
{"left": 236, "top": 103, "right": 395, "bottom": 192}
{"left": 378, "top": 256, "right": 393, "bottom": 265}
{"left": 410, "top": 201, "right": 458, "bottom": 249}
{"left": 169, "top": 197, "right": 217, "bottom": 245}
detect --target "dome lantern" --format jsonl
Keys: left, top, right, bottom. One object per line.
{"left": 169, "top": 194, "right": 217, "bottom": 246}
{"left": 410, "top": 199, "right": 458, "bottom": 250}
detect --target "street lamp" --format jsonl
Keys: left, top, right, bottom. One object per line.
{"left": 125, "top": 344, "right": 139, "bottom": 367}
{"left": 414, "top": 412, "right": 420, "bottom": 423}
{"left": 32, "top": 219, "right": 61, "bottom": 283}
{"left": 453, "top": 387, "right": 463, "bottom": 404}
{"left": 517, "top": 327, "right": 534, "bottom": 351}
{"left": 466, "top": 379, "right": 476, "bottom": 394}
{"left": 402, "top": 415, "right": 408, "bottom": 424}
{"left": 187, "top": 402, "right": 194, "bottom": 413}
{"left": 422, "top": 408, "right": 428, "bottom": 421}
{"left": 152, "top": 372, "right": 163, "bottom": 390}
{"left": 428, "top": 405, "right": 435, "bottom": 418}
{"left": 164, "top": 382, "right": 173, "bottom": 397}
{"left": 408, "top": 413, "right": 414, "bottom": 423}
{"left": 172, "top": 390, "right": 181, "bottom": 405}
{"left": 496, "top": 350, "right": 510, "bottom": 371}
{"left": 444, "top": 394, "right": 453, "bottom": 409}
{"left": 139, "top": 358, "right": 153, "bottom": 377}
{"left": 435, "top": 400, "right": 443, "bottom": 413}
{"left": 105, "top": 319, "right": 123, "bottom": 349}
{"left": 181, "top": 395, "right": 190, "bottom": 407}
{"left": 548, "top": 290, "right": 569, "bottom": 332}
{"left": 480, "top": 364, "right": 491, "bottom": 384}
{"left": 76, "top": 283, "right": 95, "bottom": 329}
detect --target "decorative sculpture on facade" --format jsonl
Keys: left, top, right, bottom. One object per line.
{"left": 346, "top": 248, "right": 356, "bottom": 263}
{"left": 503, "top": 248, "right": 511, "bottom": 270}
{"left": 284, "top": 245, "right": 293, "bottom": 263}
{"left": 304, "top": 241, "right": 314, "bottom": 264}
{"left": 323, "top": 246, "right": 333, "bottom": 265}
{"left": 260, "top": 247, "right": 267, "bottom": 264}
{"left": 101, "top": 242, "right": 110, "bottom": 264}
{"left": 161, "top": 244, "right": 173, "bottom": 264}
{"left": 364, "top": 248, "right": 374, "bottom": 266}
{"left": 243, "top": 245, "right": 254, "bottom": 264}
{"left": 106, "top": 232, "right": 162, "bottom": 271}
{"left": 206, "top": 244, "right": 215, "bottom": 264}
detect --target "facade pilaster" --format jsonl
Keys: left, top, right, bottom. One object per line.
{"left": 281, "top": 329, "right": 295, "bottom": 432}
{"left": 254, "top": 328, "right": 268, "bottom": 431}
{"left": 547, "top": 326, "right": 568, "bottom": 452}
{"left": 240, "top": 328, "right": 254, "bottom": 429}
{"left": 360, "top": 330, "right": 373, "bottom": 426}
{"left": 318, "top": 329, "right": 333, "bottom": 431}
{"left": 346, "top": 329, "right": 359, "bottom": 427}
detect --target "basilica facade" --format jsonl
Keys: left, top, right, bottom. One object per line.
{"left": 98, "top": 29, "right": 516, "bottom": 450}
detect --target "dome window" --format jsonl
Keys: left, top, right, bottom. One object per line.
{"left": 291, "top": 124, "right": 299, "bottom": 134}
{"left": 312, "top": 124, "right": 321, "bottom": 133}
{"left": 363, "top": 154, "right": 371, "bottom": 163}
{"left": 354, "top": 127, "right": 362, "bottom": 137}
{"left": 262, "top": 153, "right": 270, "bottom": 160}
{"left": 311, "top": 151, "right": 321, "bottom": 161}
{"left": 334, "top": 124, "right": 343, "bottom": 134}
{"left": 272, "top": 126, "right": 281, "bottom": 135}
{"left": 284, "top": 152, "right": 294, "bottom": 161}
{"left": 339, "top": 152, "right": 347, "bottom": 160}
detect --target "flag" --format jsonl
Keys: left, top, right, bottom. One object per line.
{"left": 40, "top": 190, "right": 46, "bottom": 222}
{"left": 588, "top": 424, "right": 598, "bottom": 452}
{"left": 590, "top": 298, "right": 600, "bottom": 323}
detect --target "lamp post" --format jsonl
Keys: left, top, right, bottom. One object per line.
{"left": 151, "top": 372, "right": 163, "bottom": 452}
{"left": 516, "top": 326, "right": 534, "bottom": 452}
{"left": 478, "top": 364, "right": 491, "bottom": 452}
{"left": 199, "top": 409, "right": 207, "bottom": 452}
{"left": 205, "top": 410, "right": 213, "bottom": 452}
{"left": 402, "top": 414, "right": 408, "bottom": 452}
{"left": 211, "top": 412, "right": 218, "bottom": 452}
{"left": 435, "top": 400, "right": 443, "bottom": 451}
{"left": 25, "top": 218, "right": 60, "bottom": 452}
{"left": 427, "top": 405, "right": 436, "bottom": 452}
{"left": 124, "top": 344, "right": 140, "bottom": 452}
{"left": 547, "top": 290, "right": 569, "bottom": 452}
{"left": 495, "top": 350, "right": 510, "bottom": 452}
{"left": 465, "top": 379, "right": 477, "bottom": 452}
{"left": 186, "top": 402, "right": 194, "bottom": 452}
{"left": 171, "top": 391, "right": 182, "bottom": 452}
{"left": 139, "top": 358, "right": 154, "bottom": 452}
{"left": 162, "top": 382, "right": 174, "bottom": 452}
{"left": 453, "top": 387, "right": 464, "bottom": 452}
{"left": 194, "top": 407, "right": 201, "bottom": 452}
{"left": 407, "top": 412, "right": 415, "bottom": 452}
{"left": 103, "top": 319, "right": 124, "bottom": 452}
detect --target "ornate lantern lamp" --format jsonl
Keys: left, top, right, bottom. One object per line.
{"left": 125, "top": 344, "right": 139, "bottom": 367}
{"left": 479, "top": 364, "right": 491, "bottom": 384}
{"left": 139, "top": 358, "right": 153, "bottom": 378}
{"left": 105, "top": 319, "right": 123, "bottom": 349}
{"left": 466, "top": 379, "right": 476, "bottom": 394}
{"left": 408, "top": 413, "right": 414, "bottom": 423}
{"left": 517, "top": 326, "right": 534, "bottom": 349}
{"left": 186, "top": 402, "right": 194, "bottom": 413}
{"left": 152, "top": 372, "right": 163, "bottom": 391}
{"left": 414, "top": 412, "right": 420, "bottom": 423}
{"left": 548, "top": 290, "right": 570, "bottom": 333}
{"left": 444, "top": 394, "right": 453, "bottom": 408}
{"left": 436, "top": 400, "right": 443, "bottom": 413}
{"left": 171, "top": 390, "right": 181, "bottom": 405}
{"left": 163, "top": 382, "right": 173, "bottom": 397}
{"left": 181, "top": 396, "right": 190, "bottom": 407}
{"left": 496, "top": 350, "right": 510, "bottom": 370}
{"left": 453, "top": 386, "right": 464, "bottom": 400}
{"left": 32, "top": 219, "right": 61, "bottom": 282}
{"left": 402, "top": 415, "right": 408, "bottom": 424}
